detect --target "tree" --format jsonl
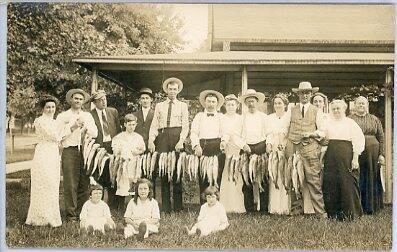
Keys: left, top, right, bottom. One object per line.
{"left": 7, "top": 3, "right": 185, "bottom": 123}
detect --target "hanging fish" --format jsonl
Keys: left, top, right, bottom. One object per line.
{"left": 93, "top": 148, "right": 107, "bottom": 176}
{"left": 256, "top": 154, "right": 263, "bottom": 184}
{"left": 149, "top": 151, "right": 157, "bottom": 179}
{"left": 261, "top": 154, "right": 269, "bottom": 183}
{"left": 271, "top": 151, "right": 279, "bottom": 189}
{"left": 136, "top": 155, "right": 143, "bottom": 181}
{"left": 292, "top": 159, "right": 301, "bottom": 199}
{"left": 207, "top": 156, "right": 214, "bottom": 186}
{"left": 241, "top": 154, "right": 250, "bottom": 186}
{"left": 228, "top": 156, "right": 235, "bottom": 182}
{"left": 248, "top": 154, "right": 256, "bottom": 183}
{"left": 233, "top": 155, "right": 240, "bottom": 183}
{"left": 108, "top": 154, "right": 115, "bottom": 187}
{"left": 296, "top": 154, "right": 305, "bottom": 189}
{"left": 277, "top": 150, "right": 286, "bottom": 190}
{"left": 83, "top": 139, "right": 96, "bottom": 167}
{"left": 213, "top": 155, "right": 219, "bottom": 188}
{"left": 141, "top": 154, "right": 147, "bottom": 177}
{"left": 176, "top": 152, "right": 183, "bottom": 183}
{"left": 194, "top": 155, "right": 199, "bottom": 180}
{"left": 283, "top": 156, "right": 293, "bottom": 193}
{"left": 86, "top": 144, "right": 101, "bottom": 175}
{"left": 146, "top": 152, "right": 152, "bottom": 177}
{"left": 200, "top": 156, "right": 207, "bottom": 180}
{"left": 99, "top": 154, "right": 110, "bottom": 178}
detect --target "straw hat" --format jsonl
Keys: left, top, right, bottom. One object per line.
{"left": 199, "top": 90, "right": 225, "bottom": 110}
{"left": 162, "top": 77, "right": 183, "bottom": 93}
{"left": 66, "top": 88, "right": 89, "bottom": 104}
{"left": 292, "top": 81, "right": 319, "bottom": 93}
{"left": 238, "top": 89, "right": 266, "bottom": 104}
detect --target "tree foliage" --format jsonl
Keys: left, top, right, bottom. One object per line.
{"left": 7, "top": 3, "right": 184, "bottom": 119}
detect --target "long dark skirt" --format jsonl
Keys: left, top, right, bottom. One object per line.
{"left": 322, "top": 140, "right": 363, "bottom": 221}
{"left": 359, "top": 135, "right": 384, "bottom": 214}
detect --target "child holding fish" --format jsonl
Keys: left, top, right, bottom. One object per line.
{"left": 111, "top": 114, "right": 146, "bottom": 197}
{"left": 123, "top": 178, "right": 160, "bottom": 241}
{"left": 80, "top": 184, "right": 115, "bottom": 234}
{"left": 185, "top": 186, "right": 229, "bottom": 237}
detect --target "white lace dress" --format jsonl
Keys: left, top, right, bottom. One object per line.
{"left": 25, "top": 115, "right": 62, "bottom": 227}
{"left": 219, "top": 114, "right": 246, "bottom": 213}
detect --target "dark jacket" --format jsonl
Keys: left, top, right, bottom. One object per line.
{"left": 90, "top": 107, "right": 122, "bottom": 145}
{"left": 133, "top": 108, "right": 154, "bottom": 149}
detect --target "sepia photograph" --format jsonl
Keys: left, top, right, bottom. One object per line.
{"left": 3, "top": 2, "right": 394, "bottom": 250}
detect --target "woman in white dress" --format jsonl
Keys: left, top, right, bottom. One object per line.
{"left": 219, "top": 94, "right": 246, "bottom": 213}
{"left": 266, "top": 94, "right": 291, "bottom": 215}
{"left": 26, "top": 95, "right": 62, "bottom": 227}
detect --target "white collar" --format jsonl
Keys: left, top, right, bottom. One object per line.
{"left": 96, "top": 107, "right": 105, "bottom": 115}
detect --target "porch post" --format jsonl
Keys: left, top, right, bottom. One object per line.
{"left": 241, "top": 66, "right": 248, "bottom": 93}
{"left": 384, "top": 66, "right": 393, "bottom": 204}
{"left": 91, "top": 68, "right": 98, "bottom": 109}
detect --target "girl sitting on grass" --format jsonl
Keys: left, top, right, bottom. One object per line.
{"left": 185, "top": 186, "right": 229, "bottom": 237}
{"left": 80, "top": 184, "right": 115, "bottom": 235}
{"left": 124, "top": 178, "right": 160, "bottom": 241}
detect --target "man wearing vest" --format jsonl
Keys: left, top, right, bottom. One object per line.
{"left": 191, "top": 90, "right": 225, "bottom": 205}
{"left": 148, "top": 78, "right": 189, "bottom": 212}
{"left": 286, "top": 81, "right": 327, "bottom": 218}
{"left": 133, "top": 87, "right": 156, "bottom": 195}
{"left": 239, "top": 89, "right": 269, "bottom": 214}
{"left": 89, "top": 90, "right": 122, "bottom": 209}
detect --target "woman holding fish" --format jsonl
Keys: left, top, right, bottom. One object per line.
{"left": 322, "top": 100, "right": 365, "bottom": 220}
{"left": 219, "top": 94, "right": 246, "bottom": 213}
{"left": 266, "top": 94, "right": 291, "bottom": 215}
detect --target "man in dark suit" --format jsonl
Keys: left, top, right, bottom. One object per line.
{"left": 133, "top": 87, "right": 155, "bottom": 149}
{"left": 133, "top": 87, "right": 157, "bottom": 196}
{"left": 89, "top": 90, "right": 122, "bottom": 208}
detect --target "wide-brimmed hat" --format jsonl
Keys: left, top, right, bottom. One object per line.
{"left": 162, "top": 77, "right": 183, "bottom": 93}
{"left": 224, "top": 94, "right": 240, "bottom": 103}
{"left": 292, "top": 81, "right": 319, "bottom": 93}
{"left": 238, "top": 89, "right": 266, "bottom": 104}
{"left": 87, "top": 90, "right": 106, "bottom": 103}
{"left": 66, "top": 88, "right": 89, "bottom": 104}
{"left": 199, "top": 90, "right": 225, "bottom": 110}
{"left": 139, "top": 87, "right": 154, "bottom": 98}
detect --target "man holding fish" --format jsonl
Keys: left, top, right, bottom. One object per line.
{"left": 56, "top": 89, "right": 98, "bottom": 222}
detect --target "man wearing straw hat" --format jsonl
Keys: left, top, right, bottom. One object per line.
{"left": 88, "top": 90, "right": 122, "bottom": 209}
{"left": 148, "top": 78, "right": 189, "bottom": 212}
{"left": 238, "top": 89, "right": 269, "bottom": 214}
{"left": 56, "top": 88, "right": 98, "bottom": 222}
{"left": 286, "top": 81, "right": 327, "bottom": 218}
{"left": 190, "top": 89, "right": 225, "bottom": 204}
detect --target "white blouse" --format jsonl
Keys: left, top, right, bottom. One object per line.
{"left": 325, "top": 116, "right": 365, "bottom": 155}
{"left": 221, "top": 113, "right": 244, "bottom": 149}
{"left": 112, "top": 132, "right": 145, "bottom": 159}
{"left": 124, "top": 198, "right": 160, "bottom": 221}
{"left": 266, "top": 112, "right": 291, "bottom": 148}
{"left": 241, "top": 111, "right": 268, "bottom": 145}
{"left": 34, "top": 115, "right": 61, "bottom": 143}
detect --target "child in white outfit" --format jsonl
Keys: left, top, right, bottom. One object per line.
{"left": 112, "top": 114, "right": 146, "bottom": 197}
{"left": 124, "top": 178, "right": 160, "bottom": 241}
{"left": 186, "top": 186, "right": 229, "bottom": 237}
{"left": 80, "top": 184, "right": 115, "bottom": 234}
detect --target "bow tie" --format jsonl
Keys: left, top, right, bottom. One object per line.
{"left": 206, "top": 113, "right": 215, "bottom": 117}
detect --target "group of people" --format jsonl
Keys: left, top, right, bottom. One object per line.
{"left": 24, "top": 77, "right": 386, "bottom": 239}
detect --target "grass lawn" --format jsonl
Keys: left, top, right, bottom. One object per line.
{"left": 5, "top": 176, "right": 392, "bottom": 250}
{"left": 6, "top": 149, "right": 35, "bottom": 164}
{"left": 5, "top": 133, "right": 36, "bottom": 163}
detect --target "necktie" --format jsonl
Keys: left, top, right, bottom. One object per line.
{"left": 102, "top": 110, "right": 110, "bottom": 136}
{"left": 301, "top": 105, "right": 305, "bottom": 118}
{"left": 166, "top": 101, "right": 173, "bottom": 127}
{"left": 207, "top": 113, "right": 214, "bottom": 117}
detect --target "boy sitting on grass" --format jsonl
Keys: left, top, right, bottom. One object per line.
{"left": 124, "top": 178, "right": 160, "bottom": 241}
{"left": 185, "top": 186, "right": 229, "bottom": 237}
{"left": 80, "top": 184, "right": 115, "bottom": 235}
